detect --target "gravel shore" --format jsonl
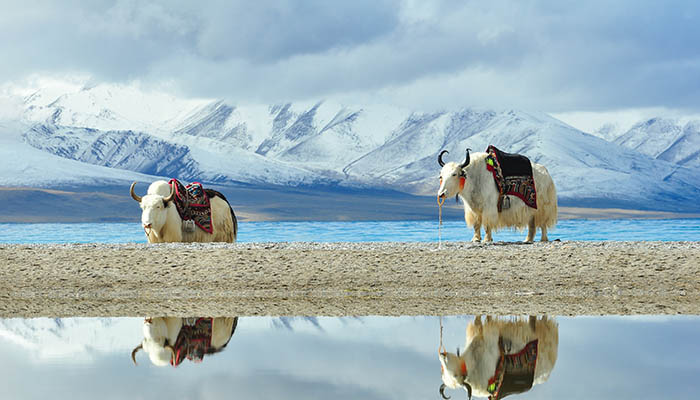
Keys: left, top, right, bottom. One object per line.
{"left": 1, "top": 241, "right": 698, "bottom": 317}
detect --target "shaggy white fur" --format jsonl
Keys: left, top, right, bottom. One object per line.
{"left": 134, "top": 180, "right": 236, "bottom": 243}
{"left": 439, "top": 315, "right": 559, "bottom": 399}
{"left": 135, "top": 317, "right": 236, "bottom": 367}
{"left": 438, "top": 152, "right": 558, "bottom": 243}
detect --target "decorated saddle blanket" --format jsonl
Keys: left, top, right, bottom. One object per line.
{"left": 484, "top": 145, "right": 537, "bottom": 212}
{"left": 487, "top": 338, "right": 538, "bottom": 399}
{"left": 171, "top": 317, "right": 213, "bottom": 366}
{"left": 169, "top": 179, "right": 213, "bottom": 234}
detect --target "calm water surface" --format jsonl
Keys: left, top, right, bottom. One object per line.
{"left": 1, "top": 218, "right": 700, "bottom": 243}
{"left": 2, "top": 221, "right": 699, "bottom": 398}
{"left": 1, "top": 315, "right": 698, "bottom": 399}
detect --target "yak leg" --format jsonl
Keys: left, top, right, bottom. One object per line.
{"left": 540, "top": 226, "right": 549, "bottom": 242}
{"left": 484, "top": 226, "right": 493, "bottom": 243}
{"left": 525, "top": 218, "right": 536, "bottom": 243}
{"left": 472, "top": 221, "right": 482, "bottom": 242}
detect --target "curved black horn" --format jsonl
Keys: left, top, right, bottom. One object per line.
{"left": 459, "top": 148, "right": 471, "bottom": 169}
{"left": 131, "top": 344, "right": 143, "bottom": 366}
{"left": 439, "top": 383, "right": 451, "bottom": 399}
{"left": 130, "top": 182, "right": 142, "bottom": 202}
{"left": 465, "top": 383, "right": 472, "bottom": 400}
{"left": 438, "top": 150, "right": 449, "bottom": 167}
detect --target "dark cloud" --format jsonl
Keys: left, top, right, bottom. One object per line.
{"left": 1, "top": 0, "right": 699, "bottom": 112}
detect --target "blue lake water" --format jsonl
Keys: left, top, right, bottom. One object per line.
{"left": 1, "top": 218, "right": 699, "bottom": 243}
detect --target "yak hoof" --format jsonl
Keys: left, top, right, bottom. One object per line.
{"left": 471, "top": 237, "right": 481, "bottom": 243}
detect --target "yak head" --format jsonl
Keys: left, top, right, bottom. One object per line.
{"left": 437, "top": 149, "right": 471, "bottom": 201}
{"left": 131, "top": 317, "right": 181, "bottom": 367}
{"left": 130, "top": 181, "right": 175, "bottom": 237}
{"left": 439, "top": 349, "right": 472, "bottom": 400}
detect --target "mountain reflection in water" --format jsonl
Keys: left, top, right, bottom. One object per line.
{"left": 0, "top": 315, "right": 699, "bottom": 399}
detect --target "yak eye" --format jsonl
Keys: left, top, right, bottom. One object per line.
{"left": 452, "top": 173, "right": 457, "bottom": 177}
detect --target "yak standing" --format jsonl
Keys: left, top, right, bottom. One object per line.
{"left": 437, "top": 146, "right": 557, "bottom": 243}
{"left": 439, "top": 316, "right": 559, "bottom": 400}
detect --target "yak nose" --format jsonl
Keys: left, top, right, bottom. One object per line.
{"left": 438, "top": 190, "right": 447, "bottom": 198}
{"left": 143, "top": 223, "right": 152, "bottom": 229}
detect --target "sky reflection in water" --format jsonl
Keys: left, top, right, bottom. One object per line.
{"left": 1, "top": 315, "right": 699, "bottom": 399}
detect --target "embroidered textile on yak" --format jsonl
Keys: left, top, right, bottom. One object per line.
{"left": 168, "top": 179, "right": 213, "bottom": 234}
{"left": 484, "top": 145, "right": 537, "bottom": 212}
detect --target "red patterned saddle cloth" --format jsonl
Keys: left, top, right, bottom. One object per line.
{"left": 171, "top": 317, "right": 213, "bottom": 366}
{"left": 169, "top": 179, "right": 213, "bottom": 234}
{"left": 487, "top": 338, "right": 538, "bottom": 399}
{"left": 484, "top": 145, "right": 537, "bottom": 212}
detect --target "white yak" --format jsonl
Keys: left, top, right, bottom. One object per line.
{"left": 437, "top": 149, "right": 557, "bottom": 243}
{"left": 131, "top": 317, "right": 238, "bottom": 366}
{"left": 439, "top": 316, "right": 558, "bottom": 400}
{"left": 130, "top": 180, "right": 237, "bottom": 243}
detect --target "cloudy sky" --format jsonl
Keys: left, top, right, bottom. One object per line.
{"left": 2, "top": 0, "right": 699, "bottom": 128}
{"left": 2, "top": 316, "right": 700, "bottom": 399}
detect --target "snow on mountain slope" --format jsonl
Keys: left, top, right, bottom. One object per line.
{"left": 22, "top": 82, "right": 206, "bottom": 134}
{"left": 172, "top": 133, "right": 321, "bottom": 185}
{"left": 657, "top": 120, "right": 700, "bottom": 167}
{"left": 23, "top": 123, "right": 202, "bottom": 180}
{"left": 0, "top": 120, "right": 163, "bottom": 187}
{"left": 614, "top": 118, "right": 700, "bottom": 168}
{"left": 345, "top": 109, "right": 700, "bottom": 210}
{"left": 5, "top": 80, "right": 700, "bottom": 212}
{"left": 279, "top": 104, "right": 406, "bottom": 171}
{"left": 343, "top": 108, "right": 498, "bottom": 180}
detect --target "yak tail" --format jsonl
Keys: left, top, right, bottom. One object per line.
{"left": 205, "top": 189, "right": 238, "bottom": 241}
{"left": 534, "top": 168, "right": 558, "bottom": 229}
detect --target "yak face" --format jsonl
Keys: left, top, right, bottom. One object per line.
{"left": 438, "top": 162, "right": 466, "bottom": 200}
{"left": 132, "top": 317, "right": 179, "bottom": 367}
{"left": 437, "top": 149, "right": 470, "bottom": 201}
{"left": 439, "top": 351, "right": 467, "bottom": 389}
{"left": 131, "top": 181, "right": 175, "bottom": 238}
{"left": 439, "top": 350, "right": 473, "bottom": 400}
{"left": 141, "top": 336, "right": 174, "bottom": 366}
{"left": 139, "top": 195, "right": 170, "bottom": 237}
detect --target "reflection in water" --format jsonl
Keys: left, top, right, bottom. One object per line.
{"left": 131, "top": 317, "right": 238, "bottom": 367}
{"left": 1, "top": 315, "right": 699, "bottom": 399}
{"left": 439, "top": 316, "right": 558, "bottom": 400}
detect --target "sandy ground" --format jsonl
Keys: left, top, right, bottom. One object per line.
{"left": 1, "top": 241, "right": 698, "bottom": 318}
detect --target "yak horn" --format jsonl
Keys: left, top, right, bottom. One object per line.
{"left": 131, "top": 344, "right": 143, "bottom": 365}
{"left": 165, "top": 344, "right": 176, "bottom": 362}
{"left": 130, "top": 182, "right": 142, "bottom": 202}
{"left": 459, "top": 148, "right": 471, "bottom": 169}
{"left": 439, "top": 383, "right": 451, "bottom": 399}
{"left": 438, "top": 150, "right": 449, "bottom": 167}
{"left": 162, "top": 183, "right": 176, "bottom": 203}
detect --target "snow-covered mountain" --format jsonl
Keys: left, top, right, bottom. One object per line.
{"left": 3, "top": 82, "right": 700, "bottom": 212}
{"left": 613, "top": 117, "right": 700, "bottom": 168}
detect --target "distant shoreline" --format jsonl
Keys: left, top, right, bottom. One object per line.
{"left": 1, "top": 241, "right": 698, "bottom": 317}
{"left": 1, "top": 206, "right": 699, "bottom": 223}
{"left": 1, "top": 186, "right": 700, "bottom": 223}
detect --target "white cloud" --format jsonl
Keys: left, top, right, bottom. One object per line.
{"left": 1, "top": 1, "right": 699, "bottom": 113}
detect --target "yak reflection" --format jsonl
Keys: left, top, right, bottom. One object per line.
{"left": 438, "top": 316, "right": 558, "bottom": 400}
{"left": 131, "top": 317, "right": 238, "bottom": 367}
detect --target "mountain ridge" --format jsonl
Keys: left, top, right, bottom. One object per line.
{"left": 3, "top": 83, "right": 700, "bottom": 213}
